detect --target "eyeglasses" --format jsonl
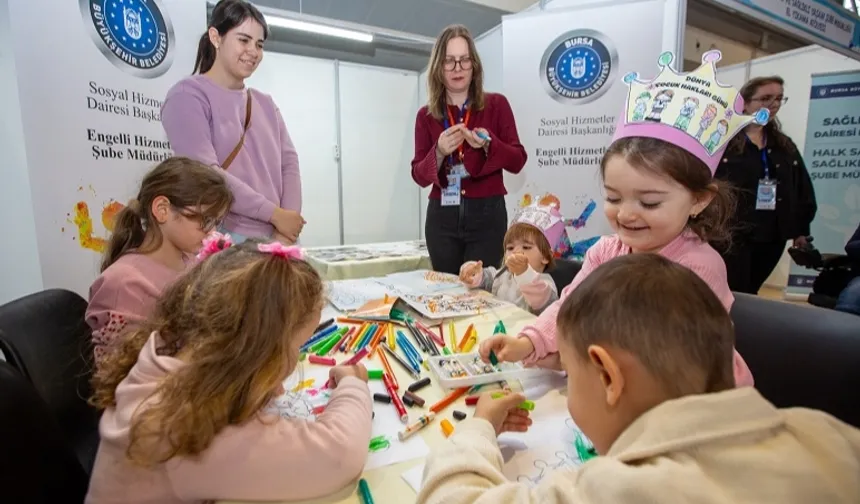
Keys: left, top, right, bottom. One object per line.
{"left": 750, "top": 95, "right": 789, "bottom": 105}
{"left": 443, "top": 57, "right": 473, "bottom": 71}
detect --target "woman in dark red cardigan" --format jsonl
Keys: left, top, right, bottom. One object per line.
{"left": 412, "top": 24, "right": 527, "bottom": 275}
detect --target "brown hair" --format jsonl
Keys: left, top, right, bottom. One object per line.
{"left": 557, "top": 253, "right": 735, "bottom": 396}
{"left": 90, "top": 240, "right": 325, "bottom": 466}
{"left": 425, "top": 24, "right": 485, "bottom": 121}
{"left": 730, "top": 75, "right": 795, "bottom": 153}
{"left": 504, "top": 223, "right": 555, "bottom": 269}
{"left": 194, "top": 0, "right": 269, "bottom": 74}
{"left": 601, "top": 137, "right": 735, "bottom": 246}
{"left": 101, "top": 157, "right": 232, "bottom": 272}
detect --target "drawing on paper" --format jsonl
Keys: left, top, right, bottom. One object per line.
{"left": 402, "top": 291, "right": 508, "bottom": 319}
{"left": 423, "top": 271, "right": 460, "bottom": 284}
{"left": 515, "top": 451, "right": 579, "bottom": 486}
{"left": 369, "top": 435, "right": 391, "bottom": 453}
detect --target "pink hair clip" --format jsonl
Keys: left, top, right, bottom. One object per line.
{"left": 258, "top": 242, "right": 304, "bottom": 260}
{"left": 196, "top": 231, "right": 233, "bottom": 261}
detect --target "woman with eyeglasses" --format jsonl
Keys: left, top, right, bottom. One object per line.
{"left": 714, "top": 76, "right": 817, "bottom": 294}
{"left": 162, "top": 0, "right": 305, "bottom": 245}
{"left": 412, "top": 24, "right": 527, "bottom": 275}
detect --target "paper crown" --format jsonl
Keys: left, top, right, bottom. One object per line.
{"left": 611, "top": 50, "right": 770, "bottom": 174}
{"left": 511, "top": 204, "right": 566, "bottom": 251}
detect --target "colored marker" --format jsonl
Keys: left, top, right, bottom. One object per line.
{"left": 491, "top": 392, "right": 535, "bottom": 411}
{"left": 448, "top": 321, "right": 458, "bottom": 352}
{"left": 358, "top": 478, "right": 375, "bottom": 504}
{"left": 397, "top": 412, "right": 435, "bottom": 441}
{"left": 382, "top": 345, "right": 421, "bottom": 378}
{"left": 308, "top": 355, "right": 336, "bottom": 366}
{"left": 316, "top": 327, "right": 348, "bottom": 355}
{"left": 314, "top": 318, "right": 335, "bottom": 333}
{"left": 408, "top": 377, "right": 431, "bottom": 392}
{"left": 403, "top": 390, "right": 425, "bottom": 407}
{"left": 300, "top": 324, "right": 338, "bottom": 352}
{"left": 465, "top": 395, "right": 479, "bottom": 406}
{"left": 474, "top": 130, "right": 491, "bottom": 142}
{"left": 329, "top": 327, "right": 355, "bottom": 356}
{"left": 387, "top": 323, "right": 396, "bottom": 350}
{"left": 375, "top": 347, "right": 399, "bottom": 390}
{"left": 429, "top": 387, "right": 469, "bottom": 414}
{"left": 440, "top": 418, "right": 455, "bottom": 437}
{"left": 341, "top": 347, "right": 369, "bottom": 366}
{"left": 373, "top": 393, "right": 391, "bottom": 404}
{"left": 384, "top": 372, "right": 409, "bottom": 423}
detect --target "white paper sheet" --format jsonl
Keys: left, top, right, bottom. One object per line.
{"left": 326, "top": 278, "right": 393, "bottom": 311}
{"left": 270, "top": 363, "right": 429, "bottom": 471}
{"left": 399, "top": 291, "right": 512, "bottom": 319}
{"left": 377, "top": 270, "right": 466, "bottom": 295}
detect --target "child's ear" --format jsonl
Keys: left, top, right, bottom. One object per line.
{"left": 587, "top": 344, "right": 624, "bottom": 407}
{"left": 151, "top": 195, "right": 171, "bottom": 224}
{"left": 691, "top": 184, "right": 717, "bottom": 217}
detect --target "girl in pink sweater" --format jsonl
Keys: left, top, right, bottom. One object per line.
{"left": 480, "top": 51, "right": 770, "bottom": 388}
{"left": 86, "top": 240, "right": 373, "bottom": 504}
{"left": 86, "top": 157, "right": 232, "bottom": 366}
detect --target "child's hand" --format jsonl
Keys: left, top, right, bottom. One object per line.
{"left": 474, "top": 391, "right": 532, "bottom": 436}
{"left": 329, "top": 364, "right": 368, "bottom": 388}
{"left": 479, "top": 334, "right": 534, "bottom": 363}
{"left": 505, "top": 253, "right": 529, "bottom": 276}
{"left": 459, "top": 260, "right": 483, "bottom": 285}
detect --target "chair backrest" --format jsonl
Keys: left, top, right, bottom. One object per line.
{"left": 0, "top": 359, "right": 89, "bottom": 504}
{"left": 0, "top": 289, "right": 100, "bottom": 474}
{"left": 548, "top": 259, "right": 582, "bottom": 293}
{"left": 731, "top": 293, "right": 860, "bottom": 428}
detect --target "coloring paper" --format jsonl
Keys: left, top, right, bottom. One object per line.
{"left": 378, "top": 270, "right": 466, "bottom": 295}
{"left": 326, "top": 278, "right": 393, "bottom": 311}
{"left": 306, "top": 241, "right": 428, "bottom": 263}
{"left": 400, "top": 290, "right": 511, "bottom": 319}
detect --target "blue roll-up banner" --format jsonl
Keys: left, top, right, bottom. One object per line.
{"left": 786, "top": 70, "right": 860, "bottom": 297}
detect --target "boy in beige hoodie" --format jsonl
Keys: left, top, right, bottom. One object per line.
{"left": 418, "top": 253, "right": 860, "bottom": 503}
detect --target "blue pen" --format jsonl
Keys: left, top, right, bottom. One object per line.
{"left": 396, "top": 331, "right": 422, "bottom": 364}
{"left": 299, "top": 324, "right": 338, "bottom": 352}
{"left": 396, "top": 333, "right": 422, "bottom": 371}
{"left": 356, "top": 324, "right": 378, "bottom": 352}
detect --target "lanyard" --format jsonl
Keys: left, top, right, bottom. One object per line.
{"left": 747, "top": 133, "right": 770, "bottom": 179}
{"left": 443, "top": 100, "right": 471, "bottom": 165}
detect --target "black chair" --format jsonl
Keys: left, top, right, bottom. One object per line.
{"left": 731, "top": 293, "right": 860, "bottom": 428}
{"left": 0, "top": 289, "right": 100, "bottom": 475}
{"left": 548, "top": 259, "right": 582, "bottom": 293}
{"left": 0, "top": 359, "right": 89, "bottom": 503}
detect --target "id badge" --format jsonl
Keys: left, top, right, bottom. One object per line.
{"left": 450, "top": 163, "right": 469, "bottom": 179}
{"left": 755, "top": 178, "right": 777, "bottom": 211}
{"left": 441, "top": 174, "right": 461, "bottom": 206}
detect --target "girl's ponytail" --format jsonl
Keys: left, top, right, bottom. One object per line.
{"left": 193, "top": 32, "right": 216, "bottom": 75}
{"left": 100, "top": 199, "right": 147, "bottom": 272}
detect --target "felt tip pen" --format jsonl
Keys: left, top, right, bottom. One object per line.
{"left": 382, "top": 345, "right": 421, "bottom": 378}
{"left": 491, "top": 392, "right": 535, "bottom": 411}
{"left": 314, "top": 318, "right": 335, "bottom": 333}
{"left": 358, "top": 478, "right": 375, "bottom": 504}
{"left": 375, "top": 347, "right": 399, "bottom": 390}
{"left": 397, "top": 412, "right": 435, "bottom": 441}
{"left": 387, "top": 323, "right": 396, "bottom": 350}
{"left": 405, "top": 321, "right": 428, "bottom": 353}
{"left": 308, "top": 355, "right": 336, "bottom": 366}
{"left": 300, "top": 324, "right": 338, "bottom": 352}
{"left": 383, "top": 372, "right": 409, "bottom": 424}
{"left": 395, "top": 335, "right": 421, "bottom": 371}
{"left": 429, "top": 387, "right": 470, "bottom": 414}
{"left": 341, "top": 347, "right": 369, "bottom": 366}
{"left": 475, "top": 130, "right": 491, "bottom": 141}
{"left": 396, "top": 331, "right": 422, "bottom": 363}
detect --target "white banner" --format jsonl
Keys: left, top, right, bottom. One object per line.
{"left": 503, "top": 0, "right": 667, "bottom": 260}
{"left": 8, "top": 0, "right": 205, "bottom": 296}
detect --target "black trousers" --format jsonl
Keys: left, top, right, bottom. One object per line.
{"left": 425, "top": 196, "right": 507, "bottom": 275}
{"left": 722, "top": 240, "right": 786, "bottom": 295}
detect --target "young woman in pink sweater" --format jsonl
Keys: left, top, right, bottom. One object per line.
{"left": 86, "top": 157, "right": 232, "bottom": 366}
{"left": 480, "top": 52, "right": 769, "bottom": 388}
{"left": 86, "top": 240, "right": 373, "bottom": 504}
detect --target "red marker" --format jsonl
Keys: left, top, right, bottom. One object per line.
{"left": 341, "top": 347, "right": 369, "bottom": 366}
{"left": 308, "top": 355, "right": 336, "bottom": 366}
{"left": 383, "top": 372, "right": 409, "bottom": 424}
{"left": 465, "top": 395, "right": 479, "bottom": 406}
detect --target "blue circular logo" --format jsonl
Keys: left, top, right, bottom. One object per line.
{"left": 80, "top": 0, "right": 175, "bottom": 78}
{"left": 540, "top": 30, "right": 618, "bottom": 105}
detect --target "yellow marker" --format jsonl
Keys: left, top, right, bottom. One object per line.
{"left": 491, "top": 392, "right": 535, "bottom": 411}
{"left": 461, "top": 335, "right": 478, "bottom": 353}
{"left": 351, "top": 323, "right": 369, "bottom": 351}
{"left": 387, "top": 322, "right": 396, "bottom": 350}
{"left": 291, "top": 378, "right": 315, "bottom": 393}
{"left": 440, "top": 418, "right": 455, "bottom": 438}
{"left": 448, "top": 320, "right": 457, "bottom": 352}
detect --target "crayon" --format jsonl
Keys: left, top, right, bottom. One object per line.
{"left": 403, "top": 390, "right": 425, "bottom": 407}
{"left": 429, "top": 387, "right": 469, "bottom": 414}
{"left": 308, "top": 355, "right": 336, "bottom": 366}
{"left": 373, "top": 392, "right": 391, "bottom": 404}
{"left": 452, "top": 410, "right": 467, "bottom": 421}
{"left": 384, "top": 372, "right": 409, "bottom": 423}
{"left": 440, "top": 419, "right": 455, "bottom": 437}
{"left": 397, "top": 412, "right": 435, "bottom": 441}
{"left": 368, "top": 369, "right": 384, "bottom": 380}
{"left": 491, "top": 392, "right": 535, "bottom": 411}
{"left": 341, "top": 347, "right": 369, "bottom": 366}
{"left": 358, "top": 478, "right": 375, "bottom": 504}
{"left": 408, "top": 377, "right": 431, "bottom": 392}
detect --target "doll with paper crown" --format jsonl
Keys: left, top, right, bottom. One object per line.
{"left": 479, "top": 50, "right": 772, "bottom": 389}
{"left": 459, "top": 203, "right": 561, "bottom": 315}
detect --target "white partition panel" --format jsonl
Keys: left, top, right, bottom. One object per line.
{"left": 339, "top": 63, "right": 421, "bottom": 245}
{"left": 476, "top": 25, "right": 504, "bottom": 93}
{"left": 417, "top": 69, "right": 430, "bottom": 239}
{"left": 246, "top": 53, "right": 341, "bottom": 247}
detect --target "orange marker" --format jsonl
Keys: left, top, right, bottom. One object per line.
{"left": 375, "top": 346, "right": 399, "bottom": 390}
{"left": 457, "top": 324, "right": 475, "bottom": 352}
{"left": 429, "top": 387, "right": 469, "bottom": 414}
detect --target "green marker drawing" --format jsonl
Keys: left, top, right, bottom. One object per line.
{"left": 574, "top": 432, "right": 597, "bottom": 462}
{"left": 368, "top": 435, "right": 390, "bottom": 453}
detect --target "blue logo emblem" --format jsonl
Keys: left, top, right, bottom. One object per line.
{"left": 80, "top": 0, "right": 175, "bottom": 78}
{"left": 540, "top": 30, "right": 618, "bottom": 105}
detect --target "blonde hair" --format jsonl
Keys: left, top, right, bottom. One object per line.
{"left": 425, "top": 24, "right": 485, "bottom": 120}
{"left": 90, "top": 240, "right": 324, "bottom": 466}
{"left": 504, "top": 223, "right": 555, "bottom": 269}
{"left": 101, "top": 157, "right": 232, "bottom": 272}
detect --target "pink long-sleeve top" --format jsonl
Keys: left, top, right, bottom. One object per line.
{"left": 85, "top": 332, "right": 373, "bottom": 504}
{"left": 86, "top": 253, "right": 185, "bottom": 366}
{"left": 521, "top": 231, "right": 755, "bottom": 387}
{"left": 162, "top": 75, "right": 301, "bottom": 239}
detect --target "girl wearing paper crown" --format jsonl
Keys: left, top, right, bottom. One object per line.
{"left": 481, "top": 50, "right": 770, "bottom": 388}
{"left": 459, "top": 204, "right": 561, "bottom": 315}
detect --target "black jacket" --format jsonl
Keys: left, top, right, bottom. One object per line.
{"left": 715, "top": 135, "right": 817, "bottom": 243}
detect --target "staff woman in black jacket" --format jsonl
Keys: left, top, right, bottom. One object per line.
{"left": 714, "top": 76, "right": 817, "bottom": 294}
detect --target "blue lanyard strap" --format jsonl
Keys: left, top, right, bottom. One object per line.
{"left": 442, "top": 99, "right": 469, "bottom": 167}
{"left": 760, "top": 148, "right": 770, "bottom": 179}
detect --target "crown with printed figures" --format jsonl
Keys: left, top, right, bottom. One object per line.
{"left": 511, "top": 203, "right": 566, "bottom": 251}
{"left": 611, "top": 50, "right": 770, "bottom": 174}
